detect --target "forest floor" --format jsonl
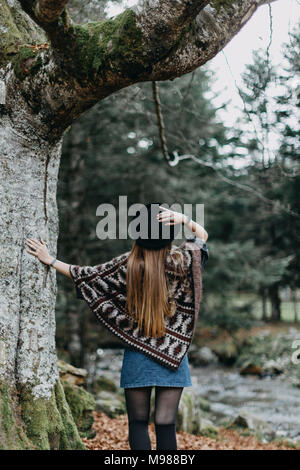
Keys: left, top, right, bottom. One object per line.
{"left": 82, "top": 412, "right": 298, "bottom": 451}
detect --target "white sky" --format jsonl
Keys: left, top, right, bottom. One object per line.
{"left": 105, "top": 0, "right": 300, "bottom": 127}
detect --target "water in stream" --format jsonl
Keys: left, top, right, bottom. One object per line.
{"left": 93, "top": 348, "right": 300, "bottom": 441}
{"left": 191, "top": 364, "right": 300, "bottom": 441}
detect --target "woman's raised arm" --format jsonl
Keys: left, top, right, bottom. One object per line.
{"left": 157, "top": 207, "right": 208, "bottom": 242}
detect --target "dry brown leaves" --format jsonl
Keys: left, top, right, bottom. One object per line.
{"left": 82, "top": 412, "right": 297, "bottom": 451}
{"left": 27, "top": 43, "right": 49, "bottom": 52}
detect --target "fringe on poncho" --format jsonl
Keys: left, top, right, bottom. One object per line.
{"left": 69, "top": 236, "right": 208, "bottom": 371}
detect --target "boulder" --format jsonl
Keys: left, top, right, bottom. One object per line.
{"left": 63, "top": 380, "right": 96, "bottom": 439}
{"left": 58, "top": 359, "right": 87, "bottom": 386}
{"left": 58, "top": 359, "right": 96, "bottom": 439}
{"left": 212, "top": 341, "right": 238, "bottom": 366}
{"left": 189, "top": 346, "right": 218, "bottom": 367}
{"left": 198, "top": 418, "right": 218, "bottom": 438}
{"left": 176, "top": 389, "right": 201, "bottom": 434}
{"left": 95, "top": 390, "right": 126, "bottom": 418}
{"left": 176, "top": 390, "right": 217, "bottom": 436}
{"left": 231, "top": 410, "right": 276, "bottom": 441}
{"left": 92, "top": 375, "right": 119, "bottom": 394}
{"left": 198, "top": 396, "right": 211, "bottom": 412}
{"left": 239, "top": 361, "right": 262, "bottom": 376}
{"left": 261, "top": 360, "right": 284, "bottom": 377}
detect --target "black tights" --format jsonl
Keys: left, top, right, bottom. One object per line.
{"left": 124, "top": 386, "right": 183, "bottom": 450}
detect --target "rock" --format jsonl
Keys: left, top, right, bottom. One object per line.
{"left": 231, "top": 411, "right": 276, "bottom": 441}
{"left": 95, "top": 390, "right": 126, "bottom": 418}
{"left": 92, "top": 375, "right": 119, "bottom": 394}
{"left": 58, "top": 360, "right": 96, "bottom": 439}
{"left": 189, "top": 346, "right": 218, "bottom": 367}
{"left": 62, "top": 380, "right": 96, "bottom": 439}
{"left": 239, "top": 361, "right": 262, "bottom": 376}
{"left": 176, "top": 390, "right": 217, "bottom": 437}
{"left": 58, "top": 359, "right": 87, "bottom": 386}
{"left": 176, "top": 389, "right": 201, "bottom": 434}
{"left": 198, "top": 396, "right": 211, "bottom": 412}
{"left": 198, "top": 418, "right": 218, "bottom": 438}
{"left": 261, "top": 360, "right": 284, "bottom": 377}
{"left": 212, "top": 341, "right": 238, "bottom": 366}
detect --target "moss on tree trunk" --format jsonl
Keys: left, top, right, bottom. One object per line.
{"left": 0, "top": 379, "right": 86, "bottom": 450}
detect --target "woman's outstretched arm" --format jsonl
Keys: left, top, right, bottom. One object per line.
{"left": 26, "top": 238, "right": 72, "bottom": 278}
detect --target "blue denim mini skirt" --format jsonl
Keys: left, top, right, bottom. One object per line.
{"left": 120, "top": 347, "right": 192, "bottom": 388}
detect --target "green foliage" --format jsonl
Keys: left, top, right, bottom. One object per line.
{"left": 202, "top": 295, "right": 255, "bottom": 336}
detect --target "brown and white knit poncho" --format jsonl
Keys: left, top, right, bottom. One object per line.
{"left": 69, "top": 236, "right": 208, "bottom": 371}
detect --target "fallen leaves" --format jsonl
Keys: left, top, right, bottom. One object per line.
{"left": 82, "top": 412, "right": 297, "bottom": 451}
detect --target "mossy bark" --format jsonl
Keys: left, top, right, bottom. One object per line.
{"left": 62, "top": 381, "right": 96, "bottom": 439}
{"left": 0, "top": 381, "right": 32, "bottom": 450}
{"left": 0, "top": 379, "right": 86, "bottom": 450}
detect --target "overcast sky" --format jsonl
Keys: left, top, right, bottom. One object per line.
{"left": 105, "top": 0, "right": 299, "bottom": 126}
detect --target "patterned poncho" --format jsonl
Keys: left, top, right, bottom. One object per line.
{"left": 69, "top": 236, "right": 208, "bottom": 371}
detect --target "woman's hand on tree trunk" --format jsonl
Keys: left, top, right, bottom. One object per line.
{"left": 26, "top": 238, "right": 52, "bottom": 265}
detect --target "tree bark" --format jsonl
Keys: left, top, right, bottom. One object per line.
{"left": 0, "top": 114, "right": 84, "bottom": 449}
{"left": 292, "top": 289, "right": 298, "bottom": 323}
{"left": 260, "top": 287, "right": 268, "bottom": 321}
{"left": 269, "top": 284, "right": 281, "bottom": 323}
{"left": 0, "top": 0, "right": 279, "bottom": 449}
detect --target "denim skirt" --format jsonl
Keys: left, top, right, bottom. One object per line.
{"left": 120, "top": 347, "right": 192, "bottom": 388}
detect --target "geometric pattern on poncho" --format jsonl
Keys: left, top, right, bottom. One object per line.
{"left": 69, "top": 237, "right": 207, "bottom": 370}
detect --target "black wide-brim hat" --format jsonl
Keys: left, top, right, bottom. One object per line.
{"left": 129, "top": 202, "right": 181, "bottom": 250}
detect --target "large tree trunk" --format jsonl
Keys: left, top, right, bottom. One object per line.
{"left": 0, "top": 119, "right": 84, "bottom": 449}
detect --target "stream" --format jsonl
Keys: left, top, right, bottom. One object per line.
{"left": 91, "top": 348, "right": 300, "bottom": 441}
{"left": 191, "top": 364, "right": 300, "bottom": 441}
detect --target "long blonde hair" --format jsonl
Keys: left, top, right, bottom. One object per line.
{"left": 126, "top": 241, "right": 185, "bottom": 338}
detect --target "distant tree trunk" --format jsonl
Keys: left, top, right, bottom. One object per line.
{"left": 269, "top": 284, "right": 281, "bottom": 322}
{"left": 63, "top": 122, "right": 86, "bottom": 368}
{"left": 292, "top": 289, "right": 298, "bottom": 323}
{"left": 260, "top": 287, "right": 268, "bottom": 321}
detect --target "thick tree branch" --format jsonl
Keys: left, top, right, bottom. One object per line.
{"left": 132, "top": 0, "right": 210, "bottom": 59}
{"left": 33, "top": 0, "right": 69, "bottom": 24}
{"left": 2, "top": 0, "right": 279, "bottom": 140}
{"left": 18, "top": 1, "right": 210, "bottom": 67}
{"left": 148, "top": 0, "right": 278, "bottom": 80}
{"left": 18, "top": 0, "right": 69, "bottom": 24}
